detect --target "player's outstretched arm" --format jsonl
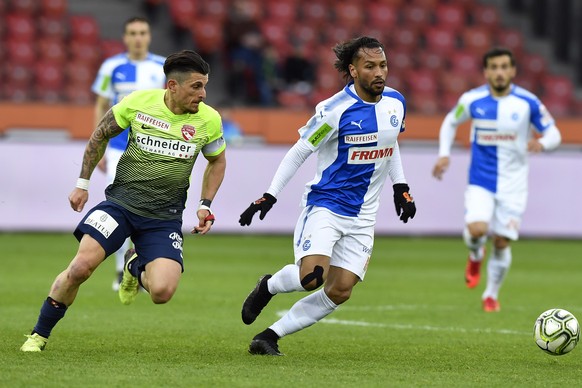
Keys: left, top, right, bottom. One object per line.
{"left": 432, "top": 156, "right": 450, "bottom": 180}
{"left": 192, "top": 151, "right": 226, "bottom": 235}
{"left": 69, "top": 109, "right": 125, "bottom": 212}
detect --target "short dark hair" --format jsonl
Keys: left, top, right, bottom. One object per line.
{"left": 164, "top": 50, "right": 210, "bottom": 81}
{"left": 482, "top": 47, "right": 516, "bottom": 68}
{"left": 123, "top": 17, "right": 149, "bottom": 33}
{"left": 333, "top": 36, "right": 385, "bottom": 79}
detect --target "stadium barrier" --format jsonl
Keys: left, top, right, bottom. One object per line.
{"left": 1, "top": 103, "right": 581, "bottom": 145}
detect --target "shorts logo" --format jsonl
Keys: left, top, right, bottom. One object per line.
{"left": 303, "top": 240, "right": 311, "bottom": 251}
{"left": 390, "top": 115, "right": 399, "bottom": 127}
{"left": 181, "top": 125, "right": 196, "bottom": 141}
{"left": 169, "top": 232, "right": 183, "bottom": 250}
{"left": 84, "top": 210, "right": 119, "bottom": 238}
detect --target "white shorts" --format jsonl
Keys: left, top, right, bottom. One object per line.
{"left": 464, "top": 184, "right": 527, "bottom": 241}
{"left": 105, "top": 147, "right": 124, "bottom": 185}
{"left": 293, "top": 206, "right": 375, "bottom": 280}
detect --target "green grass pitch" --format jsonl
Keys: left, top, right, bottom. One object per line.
{"left": 1, "top": 233, "right": 581, "bottom": 387}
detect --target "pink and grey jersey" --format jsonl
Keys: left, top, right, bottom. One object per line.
{"left": 439, "top": 84, "right": 556, "bottom": 195}
{"left": 298, "top": 82, "right": 407, "bottom": 218}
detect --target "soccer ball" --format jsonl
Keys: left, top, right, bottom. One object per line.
{"left": 533, "top": 308, "right": 580, "bottom": 355}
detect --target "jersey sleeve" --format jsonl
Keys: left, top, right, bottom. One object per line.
{"left": 298, "top": 105, "right": 337, "bottom": 151}
{"left": 529, "top": 100, "right": 555, "bottom": 133}
{"left": 111, "top": 92, "right": 136, "bottom": 129}
{"left": 91, "top": 60, "right": 114, "bottom": 99}
{"left": 201, "top": 112, "right": 226, "bottom": 157}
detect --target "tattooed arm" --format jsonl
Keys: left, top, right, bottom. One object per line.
{"left": 69, "top": 109, "right": 125, "bottom": 212}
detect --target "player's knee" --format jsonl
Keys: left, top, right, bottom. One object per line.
{"left": 301, "top": 265, "right": 325, "bottom": 291}
{"left": 325, "top": 286, "right": 353, "bottom": 305}
{"left": 149, "top": 284, "right": 177, "bottom": 304}
{"left": 493, "top": 235, "right": 510, "bottom": 249}
{"left": 67, "top": 259, "right": 94, "bottom": 284}
{"left": 467, "top": 223, "right": 488, "bottom": 238}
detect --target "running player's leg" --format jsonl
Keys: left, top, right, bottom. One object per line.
{"left": 464, "top": 185, "right": 494, "bottom": 288}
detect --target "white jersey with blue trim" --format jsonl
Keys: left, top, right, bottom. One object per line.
{"left": 298, "top": 82, "right": 407, "bottom": 218}
{"left": 441, "top": 84, "right": 555, "bottom": 195}
{"left": 92, "top": 52, "right": 166, "bottom": 150}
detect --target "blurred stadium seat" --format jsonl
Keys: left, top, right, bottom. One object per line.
{"left": 5, "top": 13, "right": 36, "bottom": 41}
{"left": 40, "top": 0, "right": 67, "bottom": 18}
{"left": 69, "top": 15, "right": 100, "bottom": 43}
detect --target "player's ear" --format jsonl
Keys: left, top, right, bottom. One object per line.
{"left": 349, "top": 64, "right": 357, "bottom": 79}
{"left": 166, "top": 78, "right": 178, "bottom": 92}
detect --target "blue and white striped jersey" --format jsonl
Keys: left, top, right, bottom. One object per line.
{"left": 440, "top": 84, "right": 555, "bottom": 195}
{"left": 298, "top": 82, "right": 407, "bottom": 217}
{"left": 92, "top": 52, "right": 166, "bottom": 150}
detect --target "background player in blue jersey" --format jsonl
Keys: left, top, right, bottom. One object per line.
{"left": 91, "top": 17, "right": 166, "bottom": 291}
{"left": 238, "top": 36, "right": 416, "bottom": 356}
{"left": 432, "top": 47, "right": 561, "bottom": 312}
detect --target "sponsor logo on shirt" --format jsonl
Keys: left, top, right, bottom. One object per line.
{"left": 308, "top": 123, "right": 333, "bottom": 147}
{"left": 84, "top": 210, "right": 119, "bottom": 238}
{"left": 135, "top": 112, "right": 171, "bottom": 131}
{"left": 348, "top": 145, "right": 394, "bottom": 164}
{"left": 135, "top": 133, "right": 196, "bottom": 159}
{"left": 345, "top": 133, "right": 378, "bottom": 144}
{"left": 476, "top": 131, "right": 517, "bottom": 145}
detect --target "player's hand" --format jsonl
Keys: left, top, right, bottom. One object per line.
{"left": 393, "top": 183, "right": 416, "bottom": 223}
{"left": 192, "top": 208, "right": 215, "bottom": 235}
{"left": 239, "top": 193, "right": 277, "bottom": 226}
{"left": 69, "top": 188, "right": 89, "bottom": 212}
{"left": 432, "top": 157, "right": 450, "bottom": 180}
{"left": 527, "top": 139, "right": 544, "bottom": 153}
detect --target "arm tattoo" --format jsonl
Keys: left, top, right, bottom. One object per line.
{"left": 79, "top": 109, "right": 125, "bottom": 179}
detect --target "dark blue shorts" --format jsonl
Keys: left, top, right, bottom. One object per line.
{"left": 74, "top": 201, "right": 184, "bottom": 271}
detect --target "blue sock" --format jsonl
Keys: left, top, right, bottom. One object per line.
{"left": 32, "top": 297, "right": 67, "bottom": 338}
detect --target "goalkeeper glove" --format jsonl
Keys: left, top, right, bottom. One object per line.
{"left": 393, "top": 183, "right": 416, "bottom": 223}
{"left": 239, "top": 193, "right": 277, "bottom": 226}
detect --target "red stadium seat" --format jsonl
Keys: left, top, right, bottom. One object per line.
{"left": 520, "top": 53, "right": 548, "bottom": 80}
{"left": 190, "top": 18, "right": 224, "bottom": 56}
{"left": 1, "top": 82, "right": 33, "bottom": 102}
{"left": 473, "top": 4, "right": 500, "bottom": 29}
{"left": 8, "top": 0, "right": 37, "bottom": 14}
{"left": 277, "top": 90, "right": 309, "bottom": 109}
{"left": 440, "top": 72, "right": 471, "bottom": 95}
{"left": 199, "top": 0, "right": 228, "bottom": 21}
{"left": 69, "top": 40, "right": 101, "bottom": 65}
{"left": 391, "top": 26, "right": 420, "bottom": 51}
{"left": 367, "top": 3, "right": 399, "bottom": 29}
{"left": 415, "top": 51, "right": 447, "bottom": 73}
{"left": 424, "top": 26, "right": 457, "bottom": 55}
{"left": 334, "top": 2, "right": 364, "bottom": 28}
{"left": 266, "top": 0, "right": 298, "bottom": 25}
{"left": 407, "top": 69, "right": 438, "bottom": 95}
{"left": 38, "top": 15, "right": 68, "bottom": 39}
{"left": 461, "top": 27, "right": 493, "bottom": 56}
{"left": 260, "top": 20, "right": 291, "bottom": 56}
{"left": 440, "top": 92, "right": 462, "bottom": 112}
{"left": 65, "top": 61, "right": 96, "bottom": 88}
{"left": 40, "top": 0, "right": 67, "bottom": 18}
{"left": 300, "top": 0, "right": 330, "bottom": 25}
{"left": 6, "top": 40, "right": 36, "bottom": 65}
{"left": 401, "top": 4, "right": 431, "bottom": 31}
{"left": 449, "top": 51, "right": 481, "bottom": 76}
{"left": 292, "top": 24, "right": 319, "bottom": 46}
{"left": 4, "top": 63, "right": 32, "bottom": 88}
{"left": 513, "top": 77, "right": 539, "bottom": 94}
{"left": 541, "top": 75, "right": 574, "bottom": 101}
{"left": 409, "top": 91, "right": 440, "bottom": 115}
{"left": 388, "top": 49, "right": 414, "bottom": 74}
{"left": 5, "top": 13, "right": 36, "bottom": 41}
{"left": 65, "top": 86, "right": 95, "bottom": 105}
{"left": 386, "top": 74, "right": 405, "bottom": 91}
{"left": 321, "top": 25, "right": 353, "bottom": 46}
{"left": 37, "top": 38, "right": 67, "bottom": 64}
{"left": 541, "top": 96, "right": 572, "bottom": 117}
{"left": 167, "top": 0, "right": 198, "bottom": 29}
{"left": 100, "top": 40, "right": 126, "bottom": 59}
{"left": 496, "top": 29, "right": 525, "bottom": 56}
{"left": 34, "top": 61, "right": 65, "bottom": 102}
{"left": 69, "top": 15, "right": 100, "bottom": 43}
{"left": 434, "top": 3, "right": 466, "bottom": 32}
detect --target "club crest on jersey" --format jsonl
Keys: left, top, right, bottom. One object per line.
{"left": 181, "top": 125, "right": 196, "bottom": 141}
{"left": 390, "top": 115, "right": 399, "bottom": 127}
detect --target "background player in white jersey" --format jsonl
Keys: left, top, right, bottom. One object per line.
{"left": 238, "top": 36, "right": 416, "bottom": 356}
{"left": 432, "top": 47, "right": 561, "bottom": 312}
{"left": 91, "top": 17, "right": 166, "bottom": 291}
{"left": 21, "top": 50, "right": 226, "bottom": 352}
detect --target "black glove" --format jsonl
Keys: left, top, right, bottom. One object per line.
{"left": 393, "top": 183, "right": 416, "bottom": 223}
{"left": 239, "top": 193, "right": 277, "bottom": 226}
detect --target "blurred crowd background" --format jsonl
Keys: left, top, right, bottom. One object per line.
{"left": 1, "top": 0, "right": 581, "bottom": 116}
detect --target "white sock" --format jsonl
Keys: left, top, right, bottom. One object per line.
{"left": 463, "top": 227, "right": 487, "bottom": 262}
{"left": 115, "top": 239, "right": 131, "bottom": 272}
{"left": 483, "top": 246, "right": 512, "bottom": 300}
{"left": 268, "top": 264, "right": 304, "bottom": 294}
{"left": 270, "top": 289, "right": 338, "bottom": 338}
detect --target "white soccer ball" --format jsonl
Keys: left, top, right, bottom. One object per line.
{"left": 533, "top": 308, "right": 580, "bottom": 355}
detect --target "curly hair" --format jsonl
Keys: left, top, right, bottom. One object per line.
{"left": 333, "top": 36, "right": 385, "bottom": 81}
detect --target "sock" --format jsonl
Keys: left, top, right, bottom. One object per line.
{"left": 128, "top": 254, "right": 140, "bottom": 277}
{"left": 269, "top": 288, "right": 338, "bottom": 338}
{"left": 253, "top": 328, "right": 280, "bottom": 342}
{"left": 268, "top": 264, "right": 304, "bottom": 294}
{"left": 115, "top": 239, "right": 131, "bottom": 272}
{"left": 32, "top": 297, "right": 68, "bottom": 338}
{"left": 463, "top": 227, "right": 487, "bottom": 261}
{"left": 483, "top": 246, "right": 512, "bottom": 300}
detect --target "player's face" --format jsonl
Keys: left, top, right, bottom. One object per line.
{"left": 349, "top": 47, "right": 387, "bottom": 103}
{"left": 169, "top": 72, "right": 208, "bottom": 114}
{"left": 123, "top": 21, "right": 151, "bottom": 59}
{"left": 484, "top": 55, "right": 515, "bottom": 95}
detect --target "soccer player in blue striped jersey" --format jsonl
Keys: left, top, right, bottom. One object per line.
{"left": 432, "top": 47, "right": 561, "bottom": 312}
{"left": 91, "top": 17, "right": 166, "bottom": 291}
{"left": 238, "top": 36, "right": 417, "bottom": 356}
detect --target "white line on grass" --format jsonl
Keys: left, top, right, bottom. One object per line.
{"left": 275, "top": 310, "right": 529, "bottom": 336}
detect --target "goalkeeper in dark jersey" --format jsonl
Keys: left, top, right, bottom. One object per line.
{"left": 21, "top": 50, "right": 226, "bottom": 352}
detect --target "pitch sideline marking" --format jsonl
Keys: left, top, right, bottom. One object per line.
{"left": 275, "top": 310, "right": 529, "bottom": 336}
